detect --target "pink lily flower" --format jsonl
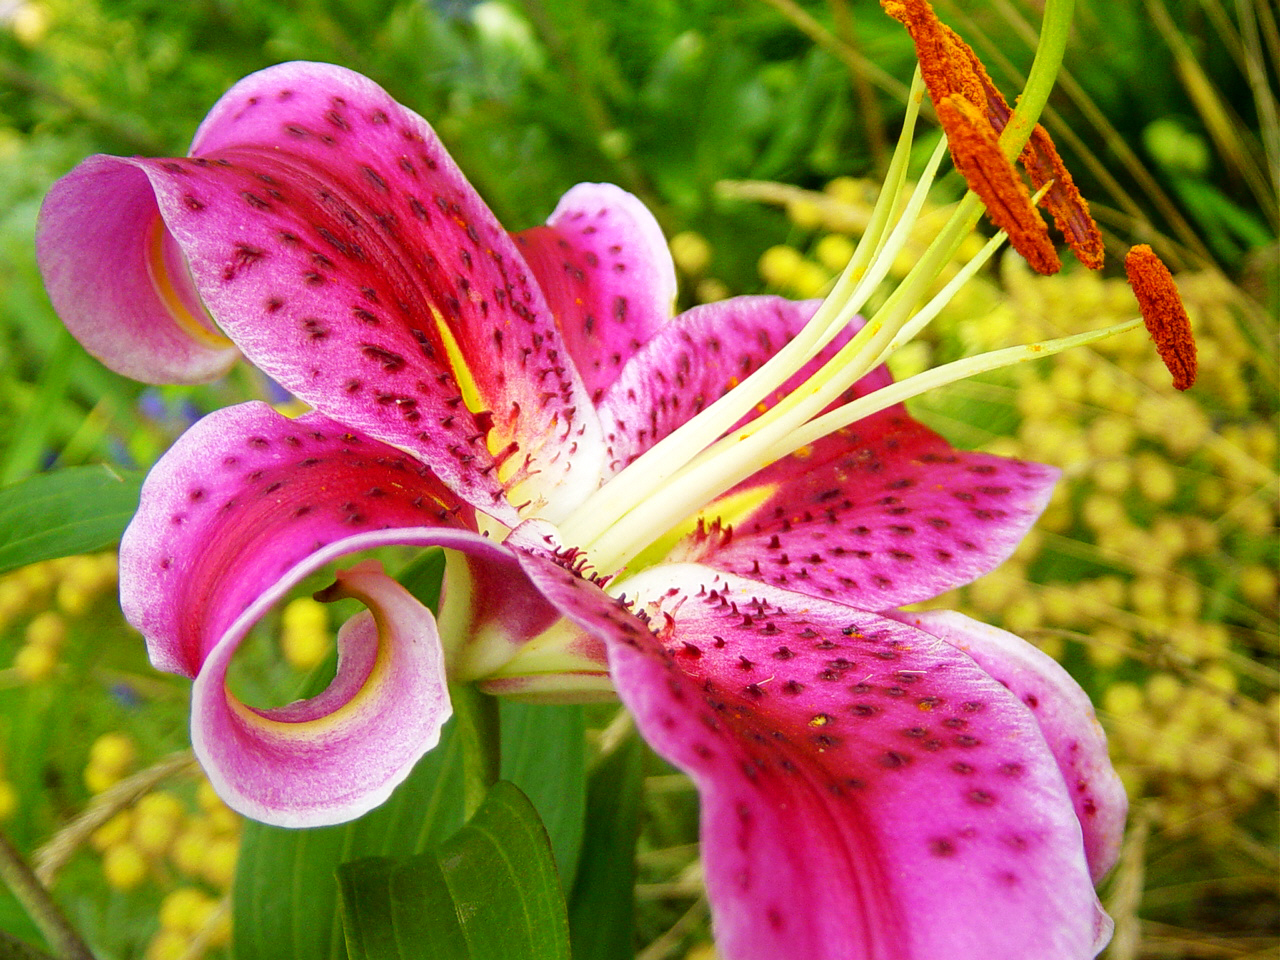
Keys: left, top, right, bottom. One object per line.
{"left": 38, "top": 61, "right": 1126, "bottom": 959}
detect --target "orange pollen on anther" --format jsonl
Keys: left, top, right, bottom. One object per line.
{"left": 937, "top": 95, "right": 1060, "bottom": 275}
{"left": 882, "top": 0, "right": 985, "bottom": 107}
{"left": 882, "top": 0, "right": 1105, "bottom": 271}
{"left": 1124, "top": 244, "right": 1198, "bottom": 391}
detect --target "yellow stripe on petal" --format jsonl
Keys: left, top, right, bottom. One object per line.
{"left": 146, "top": 215, "right": 232, "bottom": 350}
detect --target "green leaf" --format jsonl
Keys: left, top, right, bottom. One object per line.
{"left": 233, "top": 715, "right": 467, "bottom": 960}
{"left": 500, "top": 700, "right": 586, "bottom": 891}
{"left": 339, "top": 782, "right": 570, "bottom": 960}
{"left": 568, "top": 734, "right": 646, "bottom": 960}
{"left": 0, "top": 465, "right": 142, "bottom": 575}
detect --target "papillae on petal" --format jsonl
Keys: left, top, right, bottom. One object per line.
{"left": 524, "top": 554, "right": 1112, "bottom": 960}
{"left": 514, "top": 182, "right": 677, "bottom": 404}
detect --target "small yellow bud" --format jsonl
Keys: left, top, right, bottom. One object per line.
{"left": 813, "top": 234, "right": 854, "bottom": 272}
{"left": 91, "top": 812, "right": 133, "bottom": 852}
{"left": 160, "top": 886, "right": 215, "bottom": 933}
{"left": 136, "top": 791, "right": 185, "bottom": 827}
{"left": 144, "top": 930, "right": 189, "bottom": 960}
{"left": 170, "top": 826, "right": 213, "bottom": 878}
{"left": 1146, "top": 672, "right": 1184, "bottom": 711}
{"left": 785, "top": 197, "right": 824, "bottom": 229}
{"left": 1240, "top": 565, "right": 1277, "bottom": 607}
{"left": 89, "top": 732, "right": 137, "bottom": 777}
{"left": 1091, "top": 459, "right": 1130, "bottom": 495}
{"left": 1085, "top": 625, "right": 1128, "bottom": 669}
{"left": 1087, "top": 416, "right": 1135, "bottom": 458}
{"left": 824, "top": 176, "right": 870, "bottom": 206}
{"left": 1134, "top": 454, "right": 1178, "bottom": 504}
{"left": 14, "top": 644, "right": 57, "bottom": 683}
{"left": 102, "top": 843, "right": 148, "bottom": 890}
{"left": 84, "top": 764, "right": 121, "bottom": 795}
{"left": 202, "top": 836, "right": 239, "bottom": 889}
{"left": 758, "top": 245, "right": 803, "bottom": 288}
{"left": 788, "top": 260, "right": 830, "bottom": 299}
{"left": 1102, "top": 682, "right": 1144, "bottom": 716}
{"left": 669, "top": 231, "right": 712, "bottom": 276}
{"left": 25, "top": 611, "right": 67, "bottom": 649}
{"left": 695, "top": 277, "right": 730, "bottom": 303}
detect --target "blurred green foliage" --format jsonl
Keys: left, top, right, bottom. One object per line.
{"left": 0, "top": 0, "right": 1273, "bottom": 957}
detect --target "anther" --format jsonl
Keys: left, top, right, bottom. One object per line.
{"left": 1124, "top": 244, "right": 1197, "bottom": 391}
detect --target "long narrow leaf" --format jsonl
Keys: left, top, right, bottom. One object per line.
{"left": 0, "top": 466, "right": 141, "bottom": 575}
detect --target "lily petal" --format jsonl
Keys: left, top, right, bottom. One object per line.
{"left": 41, "top": 62, "right": 616, "bottom": 522}
{"left": 192, "top": 559, "right": 450, "bottom": 827}
{"left": 548, "top": 560, "right": 1111, "bottom": 960}
{"left": 898, "top": 610, "right": 1126, "bottom": 881}
{"left": 513, "top": 182, "right": 677, "bottom": 402}
{"left": 119, "top": 401, "right": 557, "bottom": 678}
{"left": 692, "top": 413, "right": 1059, "bottom": 610}
{"left": 598, "top": 296, "right": 865, "bottom": 474}
{"left": 35, "top": 155, "right": 238, "bottom": 383}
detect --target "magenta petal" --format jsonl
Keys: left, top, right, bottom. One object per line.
{"left": 697, "top": 414, "right": 1060, "bottom": 609}
{"left": 599, "top": 296, "right": 864, "bottom": 473}
{"left": 513, "top": 182, "right": 676, "bottom": 401}
{"left": 192, "top": 560, "right": 450, "bottom": 826}
{"left": 149, "top": 61, "right": 609, "bottom": 521}
{"left": 118, "top": 401, "right": 559, "bottom": 679}
{"left": 36, "top": 155, "right": 237, "bottom": 383}
{"left": 899, "top": 610, "right": 1127, "bottom": 881}
{"left": 604, "top": 565, "right": 1112, "bottom": 960}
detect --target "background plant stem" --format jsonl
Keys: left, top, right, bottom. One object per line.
{"left": 0, "top": 830, "right": 94, "bottom": 960}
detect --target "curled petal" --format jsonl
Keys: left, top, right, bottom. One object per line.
{"left": 899, "top": 610, "right": 1126, "bottom": 881}
{"left": 192, "top": 560, "right": 450, "bottom": 827}
{"left": 598, "top": 564, "right": 1112, "bottom": 960}
{"left": 120, "top": 402, "right": 557, "bottom": 678}
{"left": 36, "top": 155, "right": 237, "bottom": 383}
{"left": 513, "top": 182, "right": 677, "bottom": 401}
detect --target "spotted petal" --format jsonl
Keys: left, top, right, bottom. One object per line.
{"left": 192, "top": 559, "right": 450, "bottom": 826}
{"left": 536, "top": 560, "right": 1112, "bottom": 960}
{"left": 691, "top": 413, "right": 1059, "bottom": 610}
{"left": 36, "top": 155, "right": 238, "bottom": 383}
{"left": 598, "top": 295, "right": 1057, "bottom": 608}
{"left": 512, "top": 182, "right": 677, "bottom": 402}
{"left": 899, "top": 610, "right": 1126, "bottom": 881}
{"left": 120, "top": 401, "right": 564, "bottom": 823}
{"left": 40, "top": 62, "right": 612, "bottom": 522}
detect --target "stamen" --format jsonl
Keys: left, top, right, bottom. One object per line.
{"left": 937, "top": 95, "right": 1060, "bottom": 275}
{"left": 883, "top": 0, "right": 1105, "bottom": 270}
{"left": 1019, "top": 127, "right": 1106, "bottom": 269}
{"left": 1124, "top": 244, "right": 1198, "bottom": 391}
{"left": 882, "top": 0, "right": 986, "bottom": 107}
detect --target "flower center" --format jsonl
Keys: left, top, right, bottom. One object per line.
{"left": 558, "top": 0, "right": 1195, "bottom": 577}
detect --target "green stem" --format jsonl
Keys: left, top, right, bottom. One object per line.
{"left": 450, "top": 683, "right": 501, "bottom": 821}
{"left": 0, "top": 830, "right": 94, "bottom": 960}
{"left": 999, "top": 0, "right": 1074, "bottom": 158}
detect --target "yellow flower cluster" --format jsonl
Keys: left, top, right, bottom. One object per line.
{"left": 947, "top": 259, "right": 1278, "bottom": 840}
{"left": 89, "top": 772, "right": 238, "bottom": 957}
{"left": 0, "top": 552, "right": 118, "bottom": 683}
